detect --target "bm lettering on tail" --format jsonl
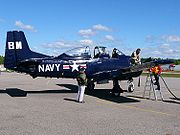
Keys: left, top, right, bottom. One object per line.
{"left": 8, "top": 41, "right": 22, "bottom": 50}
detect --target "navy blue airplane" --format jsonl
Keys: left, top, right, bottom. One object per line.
{"left": 4, "top": 31, "right": 173, "bottom": 96}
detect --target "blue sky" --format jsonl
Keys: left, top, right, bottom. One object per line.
{"left": 0, "top": 0, "right": 180, "bottom": 58}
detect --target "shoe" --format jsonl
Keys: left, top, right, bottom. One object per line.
{"left": 79, "top": 101, "right": 85, "bottom": 103}
{"left": 155, "top": 88, "right": 160, "bottom": 90}
{"left": 154, "top": 82, "right": 157, "bottom": 85}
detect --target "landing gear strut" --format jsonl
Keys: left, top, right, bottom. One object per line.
{"left": 127, "top": 78, "right": 134, "bottom": 93}
{"left": 86, "top": 79, "right": 95, "bottom": 91}
{"left": 111, "top": 79, "right": 124, "bottom": 97}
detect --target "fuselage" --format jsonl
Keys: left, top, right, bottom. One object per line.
{"left": 16, "top": 54, "right": 142, "bottom": 82}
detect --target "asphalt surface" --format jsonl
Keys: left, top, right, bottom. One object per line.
{"left": 0, "top": 72, "right": 180, "bottom": 135}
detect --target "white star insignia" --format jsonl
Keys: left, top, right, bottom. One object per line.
{"left": 70, "top": 62, "right": 79, "bottom": 72}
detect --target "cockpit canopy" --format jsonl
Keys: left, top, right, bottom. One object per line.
{"left": 112, "top": 48, "right": 125, "bottom": 58}
{"left": 56, "top": 45, "right": 125, "bottom": 60}
{"left": 65, "top": 46, "right": 91, "bottom": 57}
{"left": 56, "top": 46, "right": 91, "bottom": 60}
{"left": 94, "top": 46, "right": 110, "bottom": 58}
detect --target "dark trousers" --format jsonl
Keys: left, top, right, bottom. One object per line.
{"left": 154, "top": 74, "right": 160, "bottom": 90}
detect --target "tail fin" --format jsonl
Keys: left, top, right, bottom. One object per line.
{"left": 4, "top": 31, "right": 48, "bottom": 69}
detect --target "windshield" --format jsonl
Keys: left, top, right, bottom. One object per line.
{"left": 94, "top": 46, "right": 109, "bottom": 56}
{"left": 114, "top": 49, "right": 125, "bottom": 56}
{"left": 65, "top": 46, "right": 91, "bottom": 57}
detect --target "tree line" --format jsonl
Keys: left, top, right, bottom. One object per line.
{"left": 141, "top": 57, "right": 180, "bottom": 65}
{"left": 0, "top": 56, "right": 4, "bottom": 64}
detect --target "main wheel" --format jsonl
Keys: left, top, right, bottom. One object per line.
{"left": 113, "top": 92, "right": 120, "bottom": 97}
{"left": 86, "top": 81, "right": 95, "bottom": 91}
{"left": 111, "top": 86, "right": 121, "bottom": 97}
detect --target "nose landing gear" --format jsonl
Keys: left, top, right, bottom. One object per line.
{"left": 127, "top": 79, "right": 134, "bottom": 93}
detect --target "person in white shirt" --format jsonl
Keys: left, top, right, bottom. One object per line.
{"left": 131, "top": 48, "right": 141, "bottom": 65}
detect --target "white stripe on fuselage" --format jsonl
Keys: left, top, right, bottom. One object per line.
{"left": 38, "top": 59, "right": 96, "bottom": 73}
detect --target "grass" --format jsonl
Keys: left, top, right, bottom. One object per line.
{"left": 142, "top": 72, "right": 180, "bottom": 78}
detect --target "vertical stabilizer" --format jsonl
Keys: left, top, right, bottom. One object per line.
{"left": 4, "top": 31, "right": 48, "bottom": 69}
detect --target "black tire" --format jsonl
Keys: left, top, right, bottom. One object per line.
{"left": 86, "top": 82, "right": 95, "bottom": 91}
{"left": 112, "top": 92, "right": 120, "bottom": 97}
{"left": 111, "top": 86, "right": 121, "bottom": 97}
{"left": 127, "top": 84, "right": 134, "bottom": 92}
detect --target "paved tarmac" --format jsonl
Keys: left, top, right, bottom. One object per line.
{"left": 0, "top": 72, "right": 180, "bottom": 135}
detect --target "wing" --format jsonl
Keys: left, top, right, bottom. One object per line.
{"left": 121, "top": 59, "right": 174, "bottom": 74}
{"left": 90, "top": 59, "right": 174, "bottom": 81}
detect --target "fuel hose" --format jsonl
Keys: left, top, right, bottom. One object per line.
{"left": 160, "top": 75, "right": 180, "bottom": 100}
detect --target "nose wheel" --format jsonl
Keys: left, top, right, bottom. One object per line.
{"left": 127, "top": 79, "right": 134, "bottom": 93}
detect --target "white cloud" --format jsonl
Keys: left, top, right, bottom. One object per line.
{"left": 142, "top": 43, "right": 180, "bottom": 59}
{"left": 79, "top": 39, "right": 93, "bottom": 45}
{"left": 145, "top": 35, "right": 180, "bottom": 43}
{"left": 41, "top": 39, "right": 84, "bottom": 56}
{"left": 78, "top": 24, "right": 113, "bottom": 39}
{"left": 15, "top": 21, "right": 37, "bottom": 32}
{"left": 105, "top": 35, "right": 114, "bottom": 41}
{"left": 144, "top": 34, "right": 180, "bottom": 58}
{"left": 78, "top": 29, "right": 96, "bottom": 38}
{"left": 93, "top": 24, "right": 111, "bottom": 31}
{"left": 159, "top": 44, "right": 175, "bottom": 54}
{"left": 152, "top": 50, "right": 161, "bottom": 55}
{"left": 43, "top": 40, "right": 74, "bottom": 49}
{"left": 145, "top": 35, "right": 158, "bottom": 43}
{"left": 162, "top": 35, "right": 180, "bottom": 43}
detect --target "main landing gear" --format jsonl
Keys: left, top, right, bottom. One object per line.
{"left": 86, "top": 79, "right": 95, "bottom": 91}
{"left": 111, "top": 78, "right": 135, "bottom": 97}
{"left": 111, "top": 79, "right": 124, "bottom": 97}
{"left": 86, "top": 78, "right": 135, "bottom": 97}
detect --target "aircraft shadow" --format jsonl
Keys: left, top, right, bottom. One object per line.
{"left": 1, "top": 85, "right": 179, "bottom": 104}
{"left": 86, "top": 89, "right": 140, "bottom": 103}
{"left": 0, "top": 87, "right": 77, "bottom": 97}
{"left": 4, "top": 88, "right": 27, "bottom": 97}
{"left": 0, "top": 84, "right": 139, "bottom": 103}
{"left": 57, "top": 84, "right": 78, "bottom": 91}
{"left": 0, "top": 89, "right": 6, "bottom": 93}
{"left": 58, "top": 84, "right": 140, "bottom": 103}
{"left": 126, "top": 95, "right": 147, "bottom": 100}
